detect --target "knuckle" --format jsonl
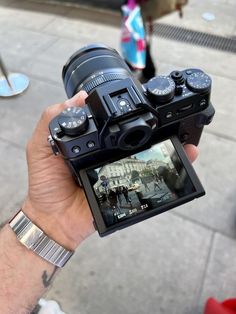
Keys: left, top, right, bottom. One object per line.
{"left": 41, "top": 103, "right": 64, "bottom": 121}
{"left": 42, "top": 105, "right": 54, "bottom": 120}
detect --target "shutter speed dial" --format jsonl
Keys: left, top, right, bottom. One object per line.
{"left": 58, "top": 106, "right": 88, "bottom": 136}
{"left": 146, "top": 76, "right": 176, "bottom": 103}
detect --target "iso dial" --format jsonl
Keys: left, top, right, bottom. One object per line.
{"left": 58, "top": 106, "right": 88, "bottom": 136}
{"left": 186, "top": 72, "right": 211, "bottom": 93}
{"left": 146, "top": 76, "right": 175, "bottom": 103}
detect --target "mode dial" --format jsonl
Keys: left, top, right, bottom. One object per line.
{"left": 58, "top": 106, "right": 88, "bottom": 136}
{"left": 186, "top": 72, "right": 211, "bottom": 93}
{"left": 146, "top": 76, "right": 175, "bottom": 103}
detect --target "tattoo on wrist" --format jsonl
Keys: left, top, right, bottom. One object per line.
{"left": 42, "top": 267, "right": 58, "bottom": 288}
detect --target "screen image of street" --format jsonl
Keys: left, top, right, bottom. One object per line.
{"left": 88, "top": 140, "right": 195, "bottom": 227}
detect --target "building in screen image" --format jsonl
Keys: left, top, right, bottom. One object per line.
{"left": 91, "top": 140, "right": 188, "bottom": 226}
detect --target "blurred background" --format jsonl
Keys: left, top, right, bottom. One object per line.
{"left": 0, "top": 0, "right": 235, "bottom": 313}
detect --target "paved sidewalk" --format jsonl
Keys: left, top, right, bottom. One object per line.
{"left": 0, "top": 0, "right": 236, "bottom": 313}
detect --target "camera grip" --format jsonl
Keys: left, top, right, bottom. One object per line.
{"left": 179, "top": 103, "right": 215, "bottom": 146}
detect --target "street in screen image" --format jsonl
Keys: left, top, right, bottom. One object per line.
{"left": 91, "top": 140, "right": 188, "bottom": 227}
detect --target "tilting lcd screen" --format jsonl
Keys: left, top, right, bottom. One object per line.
{"left": 87, "top": 140, "right": 196, "bottom": 227}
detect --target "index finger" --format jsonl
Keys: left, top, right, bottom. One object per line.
{"left": 41, "top": 90, "right": 88, "bottom": 129}
{"left": 28, "top": 91, "right": 88, "bottom": 158}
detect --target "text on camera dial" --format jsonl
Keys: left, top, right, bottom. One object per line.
{"left": 186, "top": 72, "right": 212, "bottom": 93}
{"left": 146, "top": 76, "right": 176, "bottom": 103}
{"left": 58, "top": 106, "right": 88, "bottom": 136}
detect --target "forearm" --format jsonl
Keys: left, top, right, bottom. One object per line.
{"left": 0, "top": 225, "right": 57, "bottom": 314}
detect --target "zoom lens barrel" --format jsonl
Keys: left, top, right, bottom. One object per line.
{"left": 62, "top": 44, "right": 132, "bottom": 98}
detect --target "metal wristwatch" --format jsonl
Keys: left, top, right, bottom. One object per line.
{"left": 9, "top": 211, "right": 74, "bottom": 268}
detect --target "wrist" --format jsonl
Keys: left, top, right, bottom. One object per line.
{"left": 22, "top": 198, "right": 83, "bottom": 251}
{"left": 3, "top": 224, "right": 55, "bottom": 270}
{"left": 0, "top": 225, "right": 57, "bottom": 313}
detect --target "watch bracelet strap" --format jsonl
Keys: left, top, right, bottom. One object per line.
{"left": 9, "top": 211, "right": 74, "bottom": 268}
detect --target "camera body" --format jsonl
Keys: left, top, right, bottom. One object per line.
{"left": 48, "top": 44, "right": 215, "bottom": 236}
{"left": 49, "top": 69, "right": 214, "bottom": 171}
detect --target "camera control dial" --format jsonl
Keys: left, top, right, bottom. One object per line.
{"left": 146, "top": 76, "right": 175, "bottom": 103}
{"left": 58, "top": 106, "right": 88, "bottom": 136}
{"left": 186, "top": 72, "right": 211, "bottom": 93}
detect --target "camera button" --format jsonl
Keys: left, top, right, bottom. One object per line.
{"left": 48, "top": 135, "right": 59, "bottom": 155}
{"left": 166, "top": 112, "right": 173, "bottom": 119}
{"left": 87, "top": 141, "right": 95, "bottom": 148}
{"left": 175, "top": 85, "right": 183, "bottom": 95}
{"left": 181, "top": 133, "right": 189, "bottom": 142}
{"left": 72, "top": 146, "right": 81, "bottom": 154}
{"left": 200, "top": 99, "right": 207, "bottom": 107}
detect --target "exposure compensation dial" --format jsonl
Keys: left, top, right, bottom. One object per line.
{"left": 186, "top": 72, "right": 212, "bottom": 93}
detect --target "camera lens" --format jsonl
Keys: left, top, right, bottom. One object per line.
{"left": 62, "top": 44, "right": 132, "bottom": 98}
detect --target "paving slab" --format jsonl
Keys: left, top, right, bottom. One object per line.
{"left": 43, "top": 9, "right": 121, "bottom": 46}
{"left": 46, "top": 212, "right": 213, "bottom": 314}
{"left": 0, "top": 78, "right": 66, "bottom": 148}
{"left": 25, "top": 37, "right": 96, "bottom": 85}
{"left": 190, "top": 0, "right": 227, "bottom": 5}
{"left": 226, "top": 0, "right": 236, "bottom": 4}
{"left": 152, "top": 36, "right": 236, "bottom": 81}
{"left": 0, "top": 0, "right": 16, "bottom": 6}
{"left": 0, "top": 26, "right": 58, "bottom": 60}
{"left": 0, "top": 50, "right": 32, "bottom": 75}
{"left": 0, "top": 0, "right": 71, "bottom": 31}
{"left": 158, "top": 2, "right": 236, "bottom": 37}
{"left": 207, "top": 74, "right": 236, "bottom": 141}
{"left": 24, "top": 14, "right": 121, "bottom": 84}
{"left": 196, "top": 233, "right": 236, "bottom": 314}
{"left": 0, "top": 141, "right": 27, "bottom": 224}
{"left": 173, "top": 132, "right": 236, "bottom": 239}
{"left": 0, "top": 172, "right": 27, "bottom": 225}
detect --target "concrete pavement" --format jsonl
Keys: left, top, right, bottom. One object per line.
{"left": 0, "top": 0, "right": 236, "bottom": 313}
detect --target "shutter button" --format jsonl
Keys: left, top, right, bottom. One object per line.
{"left": 87, "top": 141, "right": 95, "bottom": 148}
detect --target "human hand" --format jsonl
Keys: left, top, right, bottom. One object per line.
{"left": 22, "top": 91, "right": 94, "bottom": 251}
{"left": 22, "top": 91, "right": 199, "bottom": 250}
{"left": 184, "top": 143, "right": 199, "bottom": 163}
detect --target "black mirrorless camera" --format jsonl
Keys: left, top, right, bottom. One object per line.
{"left": 48, "top": 44, "right": 215, "bottom": 236}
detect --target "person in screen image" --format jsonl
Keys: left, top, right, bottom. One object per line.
{"left": 108, "top": 189, "right": 119, "bottom": 209}
{"left": 122, "top": 186, "right": 132, "bottom": 205}
{"left": 116, "top": 187, "right": 123, "bottom": 205}
{"left": 143, "top": 180, "right": 150, "bottom": 192}
{"left": 157, "top": 165, "right": 180, "bottom": 197}
{"left": 154, "top": 180, "right": 161, "bottom": 192}
{"left": 98, "top": 190, "right": 119, "bottom": 226}
{"left": 108, "top": 189, "right": 121, "bottom": 215}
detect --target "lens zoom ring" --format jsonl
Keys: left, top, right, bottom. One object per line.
{"left": 82, "top": 73, "right": 127, "bottom": 93}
